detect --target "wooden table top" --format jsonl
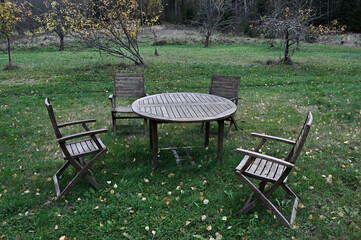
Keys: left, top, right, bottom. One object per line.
{"left": 132, "top": 92, "right": 237, "bottom": 123}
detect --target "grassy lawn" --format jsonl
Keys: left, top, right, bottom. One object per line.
{"left": 0, "top": 41, "right": 360, "bottom": 239}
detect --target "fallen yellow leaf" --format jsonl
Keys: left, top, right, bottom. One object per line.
{"left": 163, "top": 197, "right": 170, "bottom": 205}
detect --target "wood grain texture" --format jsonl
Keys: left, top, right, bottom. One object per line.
{"left": 132, "top": 93, "right": 237, "bottom": 123}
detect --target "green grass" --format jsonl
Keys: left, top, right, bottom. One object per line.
{"left": 0, "top": 41, "right": 360, "bottom": 239}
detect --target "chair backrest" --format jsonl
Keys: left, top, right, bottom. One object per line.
{"left": 286, "top": 112, "right": 313, "bottom": 163}
{"left": 45, "top": 98, "right": 62, "bottom": 139}
{"left": 113, "top": 73, "right": 146, "bottom": 98}
{"left": 209, "top": 75, "right": 241, "bottom": 101}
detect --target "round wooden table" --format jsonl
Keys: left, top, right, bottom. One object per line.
{"left": 132, "top": 92, "right": 237, "bottom": 168}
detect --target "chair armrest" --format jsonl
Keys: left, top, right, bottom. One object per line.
{"left": 109, "top": 94, "right": 115, "bottom": 108}
{"left": 57, "top": 129, "right": 108, "bottom": 143}
{"left": 235, "top": 148, "right": 294, "bottom": 168}
{"left": 229, "top": 97, "right": 241, "bottom": 102}
{"left": 58, "top": 119, "right": 96, "bottom": 128}
{"left": 251, "top": 133, "right": 295, "bottom": 145}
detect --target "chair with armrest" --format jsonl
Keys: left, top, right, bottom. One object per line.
{"left": 45, "top": 98, "right": 107, "bottom": 199}
{"left": 234, "top": 112, "right": 313, "bottom": 228}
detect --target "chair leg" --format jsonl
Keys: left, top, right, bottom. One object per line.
{"left": 112, "top": 113, "right": 116, "bottom": 135}
{"left": 238, "top": 174, "right": 293, "bottom": 228}
{"left": 240, "top": 180, "right": 266, "bottom": 214}
{"left": 282, "top": 183, "right": 299, "bottom": 225}
{"left": 226, "top": 115, "right": 239, "bottom": 136}
{"left": 227, "top": 122, "right": 233, "bottom": 137}
{"left": 231, "top": 115, "right": 239, "bottom": 130}
{"left": 77, "top": 157, "right": 86, "bottom": 166}
{"left": 200, "top": 122, "right": 204, "bottom": 133}
{"left": 83, "top": 173, "right": 103, "bottom": 190}
{"left": 56, "top": 161, "right": 71, "bottom": 177}
{"left": 55, "top": 149, "right": 106, "bottom": 198}
{"left": 143, "top": 118, "right": 147, "bottom": 133}
{"left": 282, "top": 184, "right": 298, "bottom": 198}
{"left": 244, "top": 192, "right": 254, "bottom": 208}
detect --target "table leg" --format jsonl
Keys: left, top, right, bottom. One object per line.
{"left": 149, "top": 119, "right": 153, "bottom": 149}
{"left": 217, "top": 120, "right": 225, "bottom": 161}
{"left": 204, "top": 122, "right": 210, "bottom": 147}
{"left": 150, "top": 120, "right": 158, "bottom": 168}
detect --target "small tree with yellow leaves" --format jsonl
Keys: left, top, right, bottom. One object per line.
{"left": 36, "top": 0, "right": 77, "bottom": 51}
{"left": 70, "top": 0, "right": 151, "bottom": 65}
{"left": 253, "top": 7, "right": 345, "bottom": 64}
{"left": 0, "top": 0, "right": 31, "bottom": 69}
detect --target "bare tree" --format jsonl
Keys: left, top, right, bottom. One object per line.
{"left": 194, "top": 0, "right": 232, "bottom": 47}
{"left": 69, "top": 0, "right": 150, "bottom": 65}
{"left": 253, "top": 3, "right": 345, "bottom": 64}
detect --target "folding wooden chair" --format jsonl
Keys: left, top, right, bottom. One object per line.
{"left": 108, "top": 73, "right": 147, "bottom": 135}
{"left": 45, "top": 98, "right": 107, "bottom": 199}
{"left": 201, "top": 75, "right": 241, "bottom": 136}
{"left": 234, "top": 112, "right": 313, "bottom": 228}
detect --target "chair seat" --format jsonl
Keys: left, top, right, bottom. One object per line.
{"left": 235, "top": 155, "right": 288, "bottom": 183}
{"left": 62, "top": 137, "right": 106, "bottom": 159}
{"left": 112, "top": 106, "right": 134, "bottom": 113}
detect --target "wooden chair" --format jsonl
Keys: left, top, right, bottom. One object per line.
{"left": 109, "top": 73, "right": 147, "bottom": 135}
{"left": 45, "top": 98, "right": 107, "bottom": 199}
{"left": 201, "top": 75, "right": 241, "bottom": 136}
{"left": 234, "top": 112, "right": 313, "bottom": 228}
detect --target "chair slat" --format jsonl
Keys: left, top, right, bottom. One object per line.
{"left": 248, "top": 158, "right": 261, "bottom": 173}
{"left": 254, "top": 159, "right": 267, "bottom": 175}
{"left": 267, "top": 162, "right": 280, "bottom": 179}
{"left": 261, "top": 161, "right": 273, "bottom": 176}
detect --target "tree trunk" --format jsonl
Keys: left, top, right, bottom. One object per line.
{"left": 244, "top": 0, "right": 248, "bottom": 20}
{"left": 204, "top": 33, "right": 210, "bottom": 47}
{"left": 284, "top": 32, "right": 290, "bottom": 64}
{"left": 174, "top": 0, "right": 178, "bottom": 21}
{"left": 7, "top": 36, "right": 12, "bottom": 67}
{"left": 60, "top": 34, "right": 64, "bottom": 51}
{"left": 153, "top": 29, "right": 159, "bottom": 56}
{"left": 140, "top": 0, "right": 144, "bottom": 25}
{"left": 327, "top": 0, "right": 330, "bottom": 23}
{"left": 134, "top": 53, "right": 146, "bottom": 65}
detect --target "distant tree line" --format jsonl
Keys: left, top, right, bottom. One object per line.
{"left": 21, "top": 0, "right": 361, "bottom": 33}
{"left": 161, "top": 0, "right": 361, "bottom": 33}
